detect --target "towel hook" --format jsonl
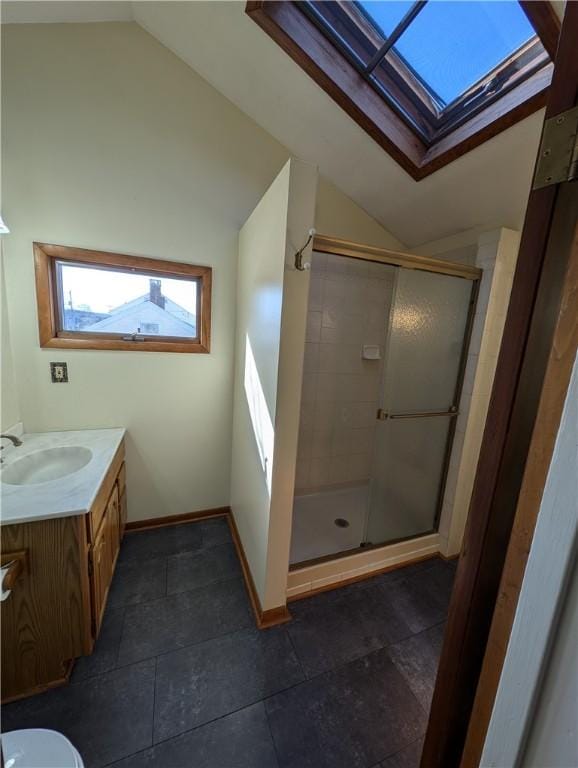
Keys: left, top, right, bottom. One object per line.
{"left": 294, "top": 228, "right": 316, "bottom": 271}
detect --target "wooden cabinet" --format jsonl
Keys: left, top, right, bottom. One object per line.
{"left": 118, "top": 462, "right": 127, "bottom": 541}
{"left": 109, "top": 483, "right": 121, "bottom": 563}
{"left": 1, "top": 441, "right": 127, "bottom": 702}
{"left": 91, "top": 482, "right": 120, "bottom": 636}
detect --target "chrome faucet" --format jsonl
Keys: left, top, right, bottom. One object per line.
{"left": 1, "top": 434, "right": 23, "bottom": 447}
{"left": 0, "top": 434, "right": 23, "bottom": 463}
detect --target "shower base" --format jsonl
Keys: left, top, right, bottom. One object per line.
{"left": 290, "top": 483, "right": 369, "bottom": 565}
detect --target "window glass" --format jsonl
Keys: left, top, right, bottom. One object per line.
{"left": 390, "top": 1, "right": 538, "bottom": 106}
{"left": 301, "top": 1, "right": 383, "bottom": 67}
{"left": 57, "top": 262, "right": 197, "bottom": 339}
{"left": 356, "top": 1, "right": 415, "bottom": 37}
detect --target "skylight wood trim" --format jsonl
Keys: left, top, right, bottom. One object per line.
{"left": 384, "top": 51, "right": 442, "bottom": 120}
{"left": 33, "top": 243, "right": 212, "bottom": 353}
{"left": 339, "top": 1, "right": 383, "bottom": 49}
{"left": 297, "top": 0, "right": 440, "bottom": 142}
{"left": 519, "top": 0, "right": 561, "bottom": 59}
{"left": 423, "top": 65, "right": 553, "bottom": 171}
{"left": 246, "top": 0, "right": 425, "bottom": 177}
{"left": 246, "top": 0, "right": 560, "bottom": 180}
{"left": 435, "top": 39, "right": 549, "bottom": 135}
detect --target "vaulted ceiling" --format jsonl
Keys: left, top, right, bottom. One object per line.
{"left": 3, "top": 1, "right": 565, "bottom": 246}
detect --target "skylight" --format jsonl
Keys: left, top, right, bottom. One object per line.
{"left": 299, "top": 0, "right": 548, "bottom": 139}
{"left": 247, "top": 0, "right": 558, "bottom": 178}
{"left": 387, "top": 1, "right": 538, "bottom": 107}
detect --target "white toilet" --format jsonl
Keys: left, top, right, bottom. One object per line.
{"left": 2, "top": 729, "right": 84, "bottom": 768}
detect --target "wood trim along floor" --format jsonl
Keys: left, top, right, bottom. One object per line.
{"left": 125, "top": 507, "right": 231, "bottom": 532}
{"left": 125, "top": 508, "right": 292, "bottom": 629}
{"left": 126, "top": 509, "right": 451, "bottom": 622}
{"left": 225, "top": 512, "right": 292, "bottom": 629}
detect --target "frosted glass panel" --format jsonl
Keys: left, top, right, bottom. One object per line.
{"left": 366, "top": 418, "right": 452, "bottom": 544}
{"left": 386, "top": 269, "right": 472, "bottom": 413}
{"left": 366, "top": 268, "right": 474, "bottom": 546}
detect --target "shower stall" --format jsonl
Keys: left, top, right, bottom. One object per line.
{"left": 290, "top": 238, "right": 478, "bottom": 566}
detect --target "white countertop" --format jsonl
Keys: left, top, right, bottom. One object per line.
{"left": 0, "top": 428, "right": 126, "bottom": 526}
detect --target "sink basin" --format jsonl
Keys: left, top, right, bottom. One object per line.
{"left": 1, "top": 447, "right": 93, "bottom": 485}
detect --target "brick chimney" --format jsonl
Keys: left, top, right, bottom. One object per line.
{"left": 149, "top": 279, "right": 165, "bottom": 309}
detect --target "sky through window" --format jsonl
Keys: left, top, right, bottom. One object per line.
{"left": 388, "top": 1, "right": 537, "bottom": 105}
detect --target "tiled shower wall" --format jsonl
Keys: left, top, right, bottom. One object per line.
{"left": 295, "top": 252, "right": 395, "bottom": 491}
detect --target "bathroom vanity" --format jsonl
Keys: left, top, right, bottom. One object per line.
{"left": 0, "top": 428, "right": 126, "bottom": 702}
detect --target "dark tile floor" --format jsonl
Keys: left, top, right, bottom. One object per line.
{"left": 1, "top": 517, "right": 457, "bottom": 768}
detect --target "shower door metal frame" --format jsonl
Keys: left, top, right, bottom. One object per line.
{"left": 313, "top": 234, "right": 482, "bottom": 281}
{"left": 310, "top": 235, "right": 481, "bottom": 553}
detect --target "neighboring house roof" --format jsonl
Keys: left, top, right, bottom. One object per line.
{"left": 64, "top": 308, "right": 111, "bottom": 331}
{"left": 88, "top": 292, "right": 196, "bottom": 336}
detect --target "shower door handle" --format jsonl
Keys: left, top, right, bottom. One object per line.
{"left": 376, "top": 407, "right": 458, "bottom": 421}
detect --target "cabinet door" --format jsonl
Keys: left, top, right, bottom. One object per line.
{"left": 108, "top": 484, "right": 120, "bottom": 567}
{"left": 117, "top": 463, "right": 127, "bottom": 541}
{"left": 91, "top": 517, "right": 113, "bottom": 635}
{"left": 89, "top": 482, "right": 122, "bottom": 639}
{"left": 1, "top": 518, "right": 86, "bottom": 701}
{"left": 119, "top": 488, "right": 127, "bottom": 541}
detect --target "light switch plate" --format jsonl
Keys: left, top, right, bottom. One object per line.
{"left": 50, "top": 362, "right": 68, "bottom": 383}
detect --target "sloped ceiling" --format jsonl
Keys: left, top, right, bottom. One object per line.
{"left": 2, "top": 1, "right": 132, "bottom": 23}
{"left": 4, "top": 1, "right": 564, "bottom": 246}
{"left": 133, "top": 1, "right": 551, "bottom": 246}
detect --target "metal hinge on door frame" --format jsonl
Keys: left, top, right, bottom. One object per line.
{"left": 533, "top": 106, "right": 578, "bottom": 189}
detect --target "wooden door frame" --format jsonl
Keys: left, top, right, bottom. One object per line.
{"left": 467, "top": 212, "right": 578, "bottom": 765}
{"left": 421, "top": 4, "right": 578, "bottom": 766}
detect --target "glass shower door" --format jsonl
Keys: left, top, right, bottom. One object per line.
{"left": 364, "top": 267, "right": 475, "bottom": 546}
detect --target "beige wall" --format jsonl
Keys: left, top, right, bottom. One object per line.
{"left": 230, "top": 158, "right": 317, "bottom": 610}
{"left": 2, "top": 21, "right": 402, "bottom": 524}
{"left": 230, "top": 162, "right": 291, "bottom": 603}
{"left": 1, "top": 22, "right": 284, "bottom": 521}
{"left": 265, "top": 160, "right": 318, "bottom": 608}
{"left": 412, "top": 228, "right": 483, "bottom": 265}
{"left": 1, "top": 251, "right": 20, "bottom": 431}
{"left": 314, "top": 179, "right": 403, "bottom": 250}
